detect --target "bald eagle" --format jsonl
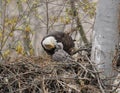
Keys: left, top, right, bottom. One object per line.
{"left": 41, "top": 31, "right": 75, "bottom": 55}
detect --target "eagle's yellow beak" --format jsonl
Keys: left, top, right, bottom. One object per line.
{"left": 44, "top": 44, "right": 55, "bottom": 50}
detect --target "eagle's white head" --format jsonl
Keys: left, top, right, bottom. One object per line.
{"left": 42, "top": 36, "right": 57, "bottom": 50}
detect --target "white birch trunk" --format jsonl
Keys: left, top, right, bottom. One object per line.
{"left": 91, "top": 0, "right": 120, "bottom": 87}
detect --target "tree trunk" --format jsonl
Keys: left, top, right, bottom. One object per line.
{"left": 91, "top": 0, "right": 120, "bottom": 91}
{"left": 69, "top": 0, "right": 89, "bottom": 45}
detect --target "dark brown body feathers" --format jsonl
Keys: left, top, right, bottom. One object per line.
{"left": 41, "top": 31, "right": 74, "bottom": 55}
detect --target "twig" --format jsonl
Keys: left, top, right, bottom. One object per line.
{"left": 86, "top": 55, "right": 106, "bottom": 93}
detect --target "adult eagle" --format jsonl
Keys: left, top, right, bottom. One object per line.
{"left": 41, "top": 31, "right": 75, "bottom": 55}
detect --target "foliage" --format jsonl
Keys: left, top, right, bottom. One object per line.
{"left": 0, "top": 0, "right": 96, "bottom": 60}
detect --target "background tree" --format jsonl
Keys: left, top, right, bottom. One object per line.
{"left": 91, "top": 0, "right": 120, "bottom": 92}
{"left": 0, "top": 0, "right": 96, "bottom": 59}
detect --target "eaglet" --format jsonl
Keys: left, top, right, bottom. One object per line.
{"left": 52, "top": 43, "right": 74, "bottom": 62}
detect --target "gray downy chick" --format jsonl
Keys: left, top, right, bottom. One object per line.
{"left": 52, "top": 43, "right": 74, "bottom": 62}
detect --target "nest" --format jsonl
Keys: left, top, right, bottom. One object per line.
{"left": 0, "top": 54, "right": 118, "bottom": 93}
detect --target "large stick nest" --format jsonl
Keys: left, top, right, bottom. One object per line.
{"left": 0, "top": 54, "right": 119, "bottom": 93}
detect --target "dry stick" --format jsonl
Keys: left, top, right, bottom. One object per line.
{"left": 15, "top": 87, "right": 30, "bottom": 93}
{"left": 18, "top": 79, "right": 22, "bottom": 93}
{"left": 111, "top": 82, "right": 120, "bottom": 93}
{"left": 86, "top": 55, "right": 106, "bottom": 93}
{"left": 57, "top": 80, "right": 81, "bottom": 92}
{"left": 71, "top": 43, "right": 91, "bottom": 55}
{"left": 30, "top": 81, "right": 40, "bottom": 93}
{"left": 71, "top": 48, "right": 88, "bottom": 55}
